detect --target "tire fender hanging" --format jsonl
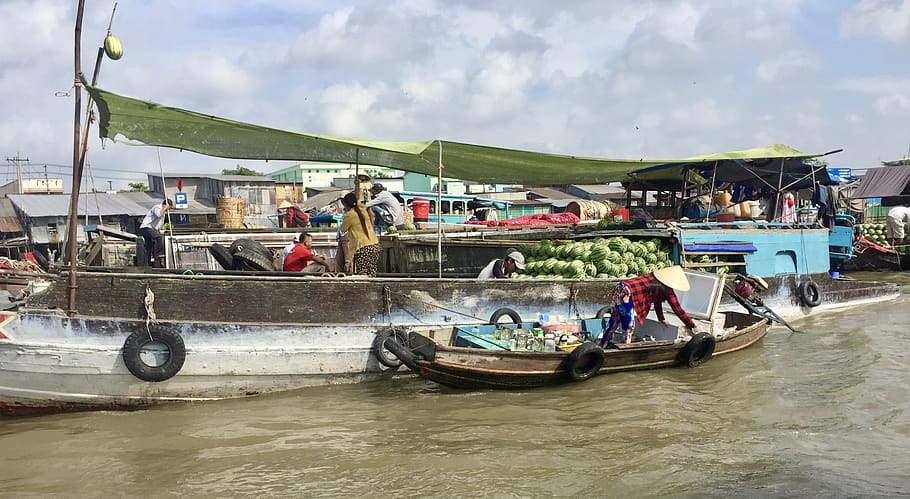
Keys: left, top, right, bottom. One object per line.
{"left": 372, "top": 328, "right": 408, "bottom": 369}
{"left": 122, "top": 329, "right": 186, "bottom": 382}
{"left": 489, "top": 307, "right": 522, "bottom": 325}
{"left": 382, "top": 334, "right": 421, "bottom": 371}
{"left": 797, "top": 280, "right": 821, "bottom": 307}
{"left": 678, "top": 332, "right": 716, "bottom": 368}
{"left": 565, "top": 342, "right": 605, "bottom": 382}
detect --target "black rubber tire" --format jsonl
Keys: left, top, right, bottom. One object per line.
{"left": 383, "top": 334, "right": 421, "bottom": 371}
{"left": 797, "top": 280, "right": 821, "bottom": 307}
{"left": 594, "top": 306, "right": 611, "bottom": 319}
{"left": 372, "top": 328, "right": 408, "bottom": 368}
{"left": 122, "top": 329, "right": 186, "bottom": 382}
{"left": 234, "top": 248, "right": 275, "bottom": 271}
{"left": 209, "top": 243, "right": 234, "bottom": 270}
{"left": 678, "top": 332, "right": 716, "bottom": 368}
{"left": 230, "top": 238, "right": 272, "bottom": 260}
{"left": 566, "top": 342, "right": 605, "bottom": 382}
{"left": 489, "top": 307, "right": 522, "bottom": 325}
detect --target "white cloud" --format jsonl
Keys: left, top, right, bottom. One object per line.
{"left": 840, "top": 0, "right": 910, "bottom": 43}
{"left": 756, "top": 49, "right": 821, "bottom": 83}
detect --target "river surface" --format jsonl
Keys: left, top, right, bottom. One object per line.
{"left": 1, "top": 273, "right": 909, "bottom": 498}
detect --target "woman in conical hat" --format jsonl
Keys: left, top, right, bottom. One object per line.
{"left": 601, "top": 265, "right": 703, "bottom": 346}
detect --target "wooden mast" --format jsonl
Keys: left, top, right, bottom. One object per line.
{"left": 67, "top": 0, "right": 87, "bottom": 315}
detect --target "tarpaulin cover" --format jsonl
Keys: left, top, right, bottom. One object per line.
{"left": 467, "top": 212, "right": 580, "bottom": 227}
{"left": 850, "top": 165, "right": 910, "bottom": 198}
{"left": 86, "top": 85, "right": 834, "bottom": 187}
{"left": 683, "top": 241, "right": 758, "bottom": 253}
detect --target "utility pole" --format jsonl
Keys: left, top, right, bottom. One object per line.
{"left": 107, "top": 180, "right": 113, "bottom": 191}
{"left": 44, "top": 165, "right": 49, "bottom": 193}
{"left": 6, "top": 153, "right": 28, "bottom": 194}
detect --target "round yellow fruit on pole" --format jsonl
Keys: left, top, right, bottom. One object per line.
{"left": 104, "top": 33, "right": 123, "bottom": 60}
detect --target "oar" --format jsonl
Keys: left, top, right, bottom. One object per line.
{"left": 723, "top": 284, "right": 801, "bottom": 333}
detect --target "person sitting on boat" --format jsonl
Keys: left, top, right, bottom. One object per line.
{"left": 601, "top": 265, "right": 701, "bottom": 344}
{"left": 340, "top": 192, "right": 381, "bottom": 276}
{"left": 478, "top": 251, "right": 525, "bottom": 279}
{"left": 600, "top": 282, "right": 637, "bottom": 346}
{"left": 365, "top": 183, "right": 404, "bottom": 234}
{"left": 282, "top": 232, "right": 330, "bottom": 273}
{"left": 138, "top": 198, "right": 173, "bottom": 268}
{"left": 280, "top": 200, "right": 310, "bottom": 228}
{"left": 886, "top": 205, "right": 910, "bottom": 249}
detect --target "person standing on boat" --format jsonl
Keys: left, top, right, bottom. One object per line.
{"left": 886, "top": 205, "right": 910, "bottom": 249}
{"left": 600, "top": 265, "right": 701, "bottom": 345}
{"left": 138, "top": 199, "right": 173, "bottom": 268}
{"left": 478, "top": 251, "right": 525, "bottom": 278}
{"left": 339, "top": 192, "right": 381, "bottom": 276}
{"left": 365, "top": 183, "right": 404, "bottom": 234}
{"left": 283, "top": 232, "right": 330, "bottom": 273}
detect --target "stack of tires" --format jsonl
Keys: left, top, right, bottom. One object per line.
{"left": 208, "top": 238, "right": 276, "bottom": 271}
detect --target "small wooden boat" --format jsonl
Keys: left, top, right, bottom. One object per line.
{"left": 843, "top": 237, "right": 908, "bottom": 271}
{"left": 383, "top": 311, "right": 769, "bottom": 389}
{"left": 380, "top": 269, "right": 771, "bottom": 389}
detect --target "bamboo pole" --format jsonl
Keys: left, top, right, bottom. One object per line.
{"left": 66, "top": 0, "right": 86, "bottom": 315}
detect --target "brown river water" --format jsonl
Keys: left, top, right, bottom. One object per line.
{"left": 1, "top": 272, "right": 908, "bottom": 498}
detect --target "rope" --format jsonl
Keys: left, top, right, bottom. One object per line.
{"left": 144, "top": 285, "right": 157, "bottom": 339}
{"left": 569, "top": 287, "right": 580, "bottom": 319}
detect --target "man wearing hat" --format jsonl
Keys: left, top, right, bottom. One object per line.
{"left": 280, "top": 200, "right": 310, "bottom": 228}
{"left": 364, "top": 183, "right": 404, "bottom": 234}
{"left": 600, "top": 265, "right": 702, "bottom": 346}
{"left": 478, "top": 251, "right": 525, "bottom": 279}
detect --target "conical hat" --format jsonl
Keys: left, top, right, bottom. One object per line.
{"left": 653, "top": 265, "right": 690, "bottom": 291}
{"left": 278, "top": 200, "right": 293, "bottom": 209}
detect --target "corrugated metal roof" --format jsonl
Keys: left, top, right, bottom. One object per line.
{"left": 8, "top": 192, "right": 216, "bottom": 218}
{"left": 524, "top": 187, "right": 576, "bottom": 200}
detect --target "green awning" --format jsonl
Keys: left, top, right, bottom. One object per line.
{"left": 86, "top": 85, "right": 830, "bottom": 186}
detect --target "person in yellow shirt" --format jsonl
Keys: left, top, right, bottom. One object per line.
{"left": 339, "top": 192, "right": 381, "bottom": 276}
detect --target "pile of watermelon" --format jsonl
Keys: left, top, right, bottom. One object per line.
{"left": 858, "top": 223, "right": 890, "bottom": 247}
{"left": 516, "top": 237, "right": 673, "bottom": 279}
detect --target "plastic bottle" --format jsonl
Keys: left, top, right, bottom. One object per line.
{"left": 508, "top": 336, "right": 517, "bottom": 351}
{"left": 544, "top": 333, "right": 556, "bottom": 352}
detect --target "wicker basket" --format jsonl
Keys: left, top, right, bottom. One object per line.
{"left": 216, "top": 197, "right": 245, "bottom": 228}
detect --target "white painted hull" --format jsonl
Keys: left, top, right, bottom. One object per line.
{"left": 0, "top": 310, "right": 405, "bottom": 414}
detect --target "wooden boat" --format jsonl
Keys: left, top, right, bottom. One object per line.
{"left": 380, "top": 270, "right": 771, "bottom": 389}
{"left": 385, "top": 311, "right": 769, "bottom": 389}
{"left": 0, "top": 4, "right": 896, "bottom": 415}
{"left": 843, "top": 237, "right": 908, "bottom": 271}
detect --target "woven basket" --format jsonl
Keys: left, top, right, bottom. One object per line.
{"left": 216, "top": 197, "right": 245, "bottom": 228}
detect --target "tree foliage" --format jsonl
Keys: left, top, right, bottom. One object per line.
{"left": 222, "top": 165, "right": 263, "bottom": 176}
{"left": 129, "top": 182, "right": 149, "bottom": 192}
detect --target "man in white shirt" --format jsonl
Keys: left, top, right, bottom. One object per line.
{"left": 138, "top": 199, "right": 173, "bottom": 267}
{"left": 478, "top": 251, "right": 525, "bottom": 279}
{"left": 365, "top": 183, "right": 404, "bottom": 234}
{"left": 886, "top": 205, "right": 910, "bottom": 248}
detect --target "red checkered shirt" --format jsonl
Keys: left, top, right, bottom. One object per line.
{"left": 622, "top": 273, "right": 696, "bottom": 329}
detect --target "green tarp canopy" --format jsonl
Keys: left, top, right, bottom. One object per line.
{"left": 87, "top": 85, "right": 829, "bottom": 186}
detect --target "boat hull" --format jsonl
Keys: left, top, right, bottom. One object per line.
{"left": 413, "top": 312, "right": 769, "bottom": 389}
{"left": 0, "top": 309, "right": 399, "bottom": 415}
{"left": 0, "top": 269, "right": 897, "bottom": 414}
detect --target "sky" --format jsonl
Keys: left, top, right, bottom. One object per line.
{"left": 0, "top": 0, "right": 908, "bottom": 191}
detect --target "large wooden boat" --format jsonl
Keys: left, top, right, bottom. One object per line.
{"left": 1, "top": 5, "right": 896, "bottom": 415}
